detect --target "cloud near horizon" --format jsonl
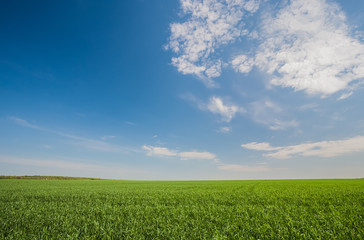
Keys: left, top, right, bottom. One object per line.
{"left": 218, "top": 164, "right": 270, "bottom": 172}
{"left": 9, "top": 116, "right": 125, "bottom": 153}
{"left": 242, "top": 136, "right": 364, "bottom": 159}
{"left": 142, "top": 145, "right": 272, "bottom": 172}
{"left": 0, "top": 155, "right": 144, "bottom": 178}
{"left": 142, "top": 145, "right": 217, "bottom": 161}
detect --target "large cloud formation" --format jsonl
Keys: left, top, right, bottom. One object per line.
{"left": 168, "top": 0, "right": 364, "bottom": 97}
{"left": 255, "top": 0, "right": 364, "bottom": 96}
{"left": 166, "top": 0, "right": 260, "bottom": 87}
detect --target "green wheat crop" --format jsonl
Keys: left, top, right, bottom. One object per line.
{"left": 0, "top": 179, "right": 363, "bottom": 239}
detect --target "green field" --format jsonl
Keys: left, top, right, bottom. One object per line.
{"left": 0, "top": 179, "right": 363, "bottom": 239}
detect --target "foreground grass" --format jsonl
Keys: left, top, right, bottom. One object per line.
{"left": 0, "top": 179, "right": 363, "bottom": 239}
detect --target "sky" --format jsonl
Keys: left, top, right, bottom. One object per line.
{"left": 1, "top": 0, "right": 364, "bottom": 180}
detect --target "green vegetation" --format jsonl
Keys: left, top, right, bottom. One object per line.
{"left": 0, "top": 179, "right": 363, "bottom": 239}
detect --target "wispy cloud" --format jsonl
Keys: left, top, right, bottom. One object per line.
{"left": 182, "top": 94, "right": 243, "bottom": 122}
{"left": 217, "top": 126, "right": 232, "bottom": 133}
{"left": 184, "top": 95, "right": 296, "bottom": 129}
{"left": 9, "top": 116, "right": 43, "bottom": 130}
{"left": 179, "top": 151, "right": 216, "bottom": 160}
{"left": 166, "top": 0, "right": 260, "bottom": 87}
{"left": 299, "top": 103, "right": 320, "bottom": 111}
{"left": 207, "top": 96, "right": 242, "bottom": 122}
{"left": 337, "top": 92, "right": 353, "bottom": 100}
{"left": 248, "top": 100, "right": 298, "bottom": 130}
{"left": 242, "top": 136, "right": 364, "bottom": 159}
{"left": 101, "top": 135, "right": 116, "bottom": 141}
{"left": 235, "top": 0, "right": 364, "bottom": 97}
{"left": 0, "top": 155, "right": 144, "bottom": 179}
{"left": 142, "top": 144, "right": 277, "bottom": 173}
{"left": 218, "top": 164, "right": 270, "bottom": 172}
{"left": 142, "top": 145, "right": 217, "bottom": 161}
{"left": 241, "top": 142, "right": 282, "bottom": 151}
{"left": 0, "top": 155, "right": 110, "bottom": 172}
{"left": 142, "top": 145, "right": 178, "bottom": 157}
{"left": 9, "top": 117, "right": 126, "bottom": 153}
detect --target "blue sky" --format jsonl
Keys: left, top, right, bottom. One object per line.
{"left": 1, "top": 0, "right": 364, "bottom": 180}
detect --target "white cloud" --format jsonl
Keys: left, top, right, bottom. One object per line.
{"left": 218, "top": 164, "right": 270, "bottom": 172}
{"left": 166, "top": 0, "right": 260, "bottom": 87}
{"left": 231, "top": 54, "right": 255, "bottom": 73}
{"left": 337, "top": 91, "right": 353, "bottom": 100}
{"left": 182, "top": 94, "right": 243, "bottom": 122}
{"left": 185, "top": 95, "right": 295, "bottom": 129}
{"left": 251, "top": 0, "right": 364, "bottom": 96}
{"left": 142, "top": 145, "right": 178, "bottom": 157}
{"left": 207, "top": 96, "right": 242, "bottom": 122}
{"left": 142, "top": 145, "right": 217, "bottom": 161}
{"left": 170, "top": 0, "right": 364, "bottom": 96}
{"left": 268, "top": 119, "right": 299, "bottom": 131}
{"left": 242, "top": 136, "right": 364, "bottom": 159}
{"left": 141, "top": 146, "right": 269, "bottom": 173}
{"left": 179, "top": 151, "right": 216, "bottom": 160}
{"left": 241, "top": 142, "right": 282, "bottom": 151}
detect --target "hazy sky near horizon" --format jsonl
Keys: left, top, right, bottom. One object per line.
{"left": 1, "top": 0, "right": 364, "bottom": 180}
